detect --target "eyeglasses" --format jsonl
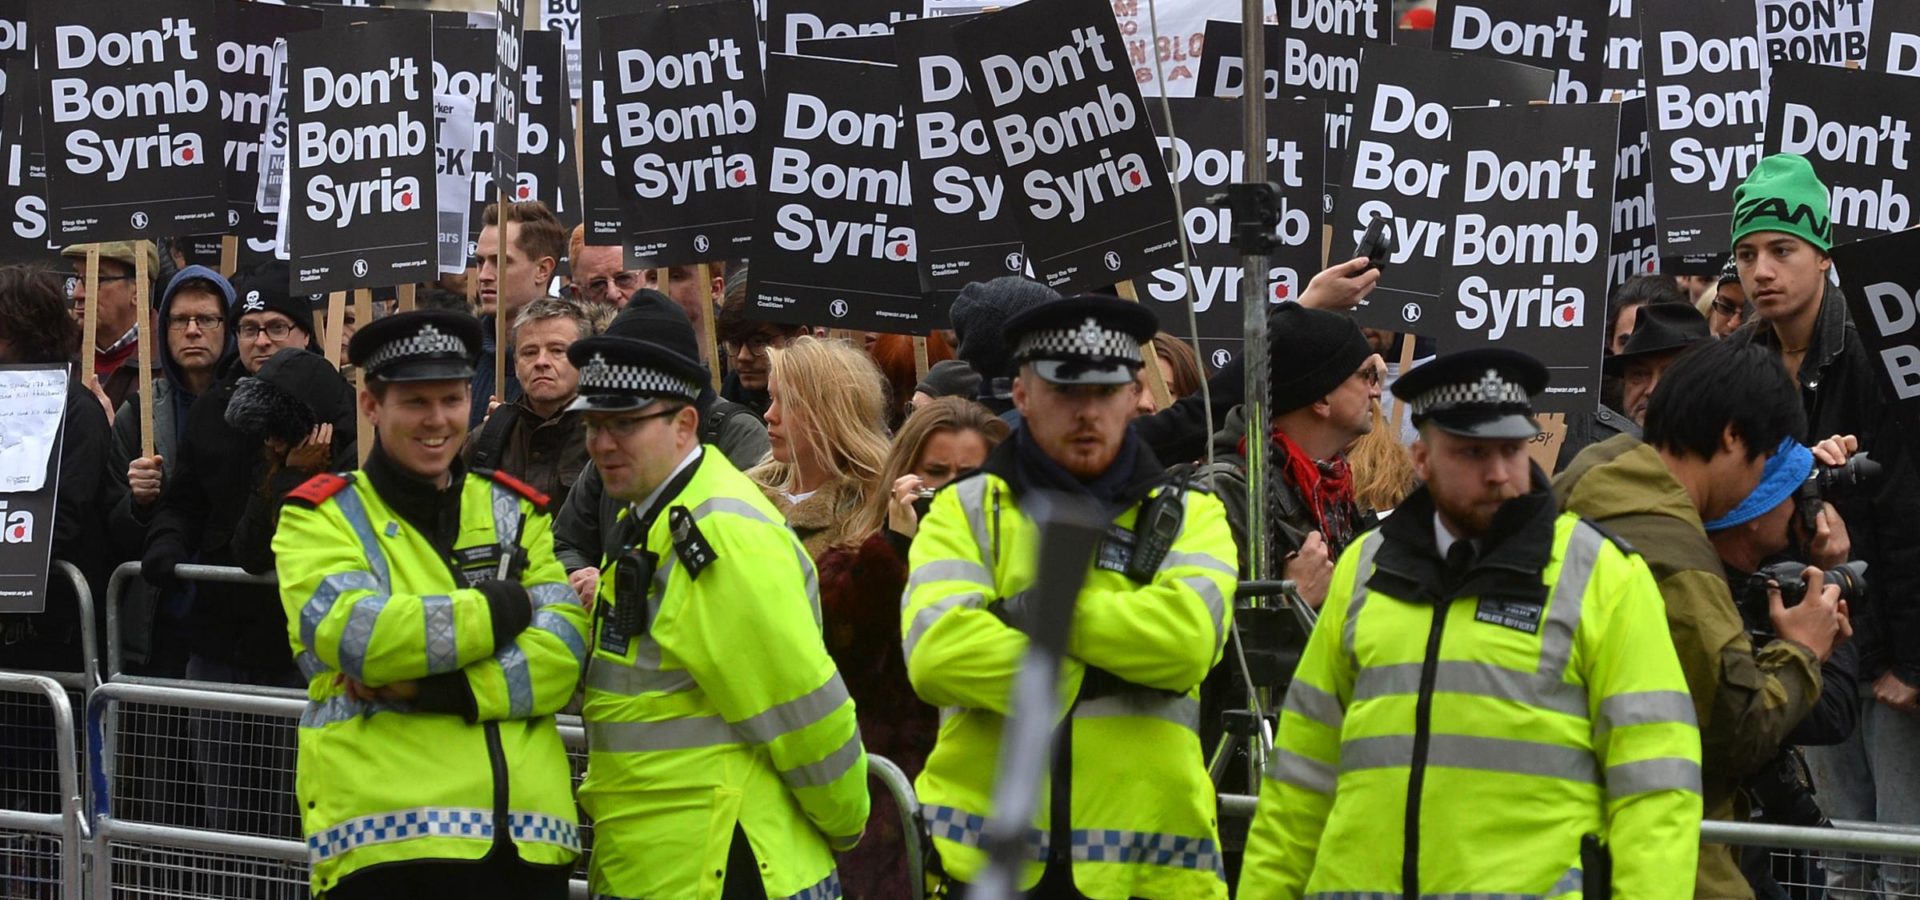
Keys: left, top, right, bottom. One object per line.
{"left": 723, "top": 335, "right": 774, "bottom": 357}
{"left": 64, "top": 274, "right": 135, "bottom": 300}
{"left": 1710, "top": 299, "right": 1741, "bottom": 317}
{"left": 1352, "top": 364, "right": 1383, "bottom": 388}
{"left": 571, "top": 271, "right": 645, "bottom": 302}
{"left": 237, "top": 321, "right": 299, "bottom": 341}
{"left": 167, "top": 314, "right": 223, "bottom": 332}
{"left": 584, "top": 405, "right": 684, "bottom": 438}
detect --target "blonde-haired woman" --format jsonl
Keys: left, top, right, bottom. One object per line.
{"left": 748, "top": 336, "right": 891, "bottom": 558}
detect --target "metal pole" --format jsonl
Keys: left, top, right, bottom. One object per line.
{"left": 1239, "top": 0, "right": 1271, "bottom": 585}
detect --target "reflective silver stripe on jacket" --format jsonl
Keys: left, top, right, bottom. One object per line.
{"left": 954, "top": 477, "right": 996, "bottom": 574}
{"left": 586, "top": 714, "right": 744, "bottom": 752}
{"left": 1352, "top": 661, "right": 1589, "bottom": 718}
{"left": 299, "top": 692, "right": 407, "bottom": 729}
{"left": 422, "top": 594, "right": 458, "bottom": 675}
{"left": 1595, "top": 690, "right": 1697, "bottom": 742}
{"left": 1073, "top": 692, "right": 1201, "bottom": 732}
{"left": 781, "top": 730, "right": 864, "bottom": 789}
{"left": 1342, "top": 533, "right": 1382, "bottom": 663}
{"left": 528, "top": 582, "right": 576, "bottom": 609}
{"left": 901, "top": 554, "right": 994, "bottom": 665}
{"left": 1538, "top": 521, "right": 1604, "bottom": 681}
{"left": 533, "top": 608, "right": 589, "bottom": 668}
{"left": 300, "top": 570, "right": 382, "bottom": 656}
{"left": 497, "top": 643, "right": 533, "bottom": 718}
{"left": 490, "top": 484, "right": 524, "bottom": 554}
{"left": 1606, "top": 756, "right": 1703, "bottom": 798}
{"left": 586, "top": 635, "right": 697, "bottom": 696}
{"left": 333, "top": 485, "right": 392, "bottom": 588}
{"left": 1282, "top": 680, "right": 1346, "bottom": 731}
{"left": 1268, "top": 746, "right": 1338, "bottom": 795}
{"left": 337, "top": 593, "right": 391, "bottom": 682}
{"left": 1339, "top": 733, "right": 1600, "bottom": 786}
{"left": 735, "top": 673, "right": 853, "bottom": 744}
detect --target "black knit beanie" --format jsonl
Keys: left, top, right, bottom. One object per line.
{"left": 1269, "top": 304, "right": 1373, "bottom": 414}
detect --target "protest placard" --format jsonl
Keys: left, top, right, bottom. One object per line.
{"left": 1434, "top": 0, "right": 1607, "bottom": 104}
{"left": 219, "top": 1, "right": 321, "bottom": 265}
{"left": 1868, "top": 2, "right": 1920, "bottom": 76}
{"left": 1765, "top": 62, "right": 1919, "bottom": 246}
{"left": 1760, "top": 0, "right": 1872, "bottom": 68}
{"left": 951, "top": 0, "right": 1183, "bottom": 292}
{"left": 0, "top": 365, "right": 68, "bottom": 615}
{"left": 0, "top": 61, "right": 58, "bottom": 266}
{"left": 895, "top": 15, "right": 1024, "bottom": 307}
{"left": 37, "top": 0, "right": 227, "bottom": 241}
{"left": 435, "top": 93, "right": 477, "bottom": 275}
{"left": 1608, "top": 96, "right": 1658, "bottom": 288}
{"left": 747, "top": 52, "right": 929, "bottom": 331}
{"left": 581, "top": 0, "right": 667, "bottom": 243}
{"left": 537, "top": 0, "right": 581, "bottom": 100}
{"left": 600, "top": 1, "right": 761, "bottom": 267}
{"left": 1438, "top": 103, "right": 1617, "bottom": 414}
{"left": 1832, "top": 227, "right": 1920, "bottom": 416}
{"left": 287, "top": 18, "right": 438, "bottom": 292}
{"left": 1640, "top": 0, "right": 1765, "bottom": 254}
{"left": 768, "top": 0, "right": 918, "bottom": 54}
{"left": 495, "top": 0, "right": 524, "bottom": 191}
{"left": 1336, "top": 43, "right": 1554, "bottom": 333}
{"left": 1143, "top": 96, "right": 1324, "bottom": 370}
{"left": 0, "top": 1, "right": 27, "bottom": 104}
{"left": 1601, "top": 0, "right": 1645, "bottom": 98}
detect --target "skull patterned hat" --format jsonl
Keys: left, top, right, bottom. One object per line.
{"left": 565, "top": 334, "right": 706, "bottom": 414}
{"left": 1390, "top": 347, "right": 1549, "bottom": 440}
{"left": 348, "top": 309, "right": 483, "bottom": 383}
{"left": 1000, "top": 293, "right": 1159, "bottom": 386}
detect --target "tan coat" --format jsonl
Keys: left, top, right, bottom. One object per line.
{"left": 761, "top": 476, "right": 870, "bottom": 560}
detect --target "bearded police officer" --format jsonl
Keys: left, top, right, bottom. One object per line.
{"left": 570, "top": 335, "right": 868, "bottom": 900}
{"left": 1238, "top": 349, "right": 1703, "bottom": 899}
{"left": 273, "top": 310, "right": 588, "bottom": 899}
{"left": 904, "top": 295, "right": 1239, "bottom": 899}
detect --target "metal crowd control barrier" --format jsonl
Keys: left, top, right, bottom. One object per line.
{"left": 104, "top": 561, "right": 276, "bottom": 682}
{"left": 0, "top": 672, "right": 86, "bottom": 899}
{"left": 14, "top": 561, "right": 101, "bottom": 692}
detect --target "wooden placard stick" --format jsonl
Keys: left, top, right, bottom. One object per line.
{"left": 1389, "top": 332, "right": 1418, "bottom": 432}
{"left": 355, "top": 289, "right": 373, "bottom": 466}
{"left": 913, "top": 335, "right": 930, "bottom": 384}
{"left": 135, "top": 242, "right": 156, "bottom": 459}
{"left": 698, "top": 262, "right": 722, "bottom": 390}
{"left": 397, "top": 283, "right": 417, "bottom": 313}
{"left": 653, "top": 267, "right": 670, "bottom": 298}
{"left": 1113, "top": 280, "right": 1172, "bottom": 409}
{"left": 81, "top": 247, "right": 101, "bottom": 378}
{"left": 219, "top": 235, "right": 239, "bottom": 278}
{"left": 1527, "top": 413, "right": 1569, "bottom": 475}
{"left": 324, "top": 291, "right": 348, "bottom": 368}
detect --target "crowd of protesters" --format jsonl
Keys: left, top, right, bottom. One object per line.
{"left": 0, "top": 146, "right": 1916, "bottom": 899}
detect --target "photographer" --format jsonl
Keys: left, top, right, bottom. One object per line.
{"left": 1556, "top": 339, "right": 1849, "bottom": 900}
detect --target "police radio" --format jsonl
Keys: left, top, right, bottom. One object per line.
{"left": 1125, "top": 483, "right": 1185, "bottom": 583}
{"left": 601, "top": 547, "right": 657, "bottom": 655}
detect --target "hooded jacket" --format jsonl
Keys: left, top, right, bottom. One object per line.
{"left": 1555, "top": 434, "right": 1817, "bottom": 900}
{"left": 225, "top": 349, "right": 359, "bottom": 576}
{"left": 1735, "top": 280, "right": 1920, "bottom": 688}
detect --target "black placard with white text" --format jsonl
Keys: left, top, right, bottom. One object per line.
{"left": 0, "top": 365, "right": 66, "bottom": 616}
{"left": 951, "top": 0, "right": 1181, "bottom": 292}
{"left": 0, "top": 61, "right": 57, "bottom": 265}
{"left": 1608, "top": 96, "right": 1659, "bottom": 289}
{"left": 1765, "top": 63, "right": 1919, "bottom": 246}
{"left": 600, "top": 2, "right": 761, "bottom": 266}
{"left": 1760, "top": 0, "right": 1872, "bottom": 68}
{"left": 1337, "top": 44, "right": 1554, "bottom": 333}
{"left": 287, "top": 19, "right": 437, "bottom": 291}
{"left": 1143, "top": 97, "right": 1324, "bottom": 371}
{"left": 37, "top": 0, "right": 227, "bottom": 241}
{"left": 435, "top": 29, "right": 571, "bottom": 255}
{"left": 1832, "top": 228, "right": 1920, "bottom": 417}
{"left": 219, "top": 1, "right": 322, "bottom": 265}
{"left": 1869, "top": 2, "right": 1920, "bottom": 76}
{"left": 494, "top": 0, "right": 524, "bottom": 187}
{"left": 1601, "top": 0, "right": 1645, "bottom": 99}
{"left": 0, "top": 1, "right": 28, "bottom": 104}
{"left": 894, "top": 16, "right": 1024, "bottom": 307}
{"left": 1434, "top": 0, "right": 1608, "bottom": 104}
{"left": 1439, "top": 103, "right": 1617, "bottom": 414}
{"left": 748, "top": 53, "right": 927, "bottom": 332}
{"left": 1640, "top": 0, "right": 1765, "bottom": 253}
{"left": 767, "top": 0, "right": 918, "bottom": 55}
{"left": 581, "top": 0, "right": 667, "bottom": 243}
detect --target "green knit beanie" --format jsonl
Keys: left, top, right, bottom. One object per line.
{"left": 1730, "top": 153, "right": 1832, "bottom": 252}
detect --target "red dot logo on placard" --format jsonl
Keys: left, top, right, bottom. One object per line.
{"left": 7, "top": 524, "right": 25, "bottom": 541}
{"left": 890, "top": 242, "right": 909, "bottom": 259}
{"left": 517, "top": 185, "right": 531, "bottom": 199}
{"left": 733, "top": 169, "right": 748, "bottom": 184}
{"left": 1273, "top": 282, "right": 1289, "bottom": 300}
{"left": 400, "top": 191, "right": 414, "bottom": 208}
{"left": 180, "top": 147, "right": 195, "bottom": 162}
{"left": 1128, "top": 171, "right": 1142, "bottom": 186}
{"left": 1646, "top": 260, "right": 1656, "bottom": 272}
{"left": 1559, "top": 305, "right": 1578, "bottom": 324}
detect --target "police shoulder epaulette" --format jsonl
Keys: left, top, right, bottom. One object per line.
{"left": 667, "top": 505, "right": 718, "bottom": 580}
{"left": 287, "top": 472, "right": 353, "bottom": 508}
{"left": 482, "top": 469, "right": 551, "bottom": 511}
{"left": 1577, "top": 517, "right": 1638, "bottom": 557}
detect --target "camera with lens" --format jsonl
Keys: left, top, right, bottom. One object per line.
{"left": 1793, "top": 453, "right": 1881, "bottom": 533}
{"left": 1744, "top": 745, "right": 1831, "bottom": 828}
{"left": 1736, "top": 560, "right": 1868, "bottom": 642}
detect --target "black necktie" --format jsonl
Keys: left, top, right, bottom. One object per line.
{"left": 1446, "top": 540, "right": 1477, "bottom": 575}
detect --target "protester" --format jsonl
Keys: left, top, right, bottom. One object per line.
{"left": 566, "top": 225, "right": 644, "bottom": 309}
{"left": 64, "top": 240, "right": 161, "bottom": 411}
{"left": 947, "top": 276, "right": 1056, "bottom": 421}
{"left": 1151, "top": 331, "right": 1206, "bottom": 398}
{"left": 568, "top": 331, "right": 867, "bottom": 900}
{"left": 715, "top": 269, "right": 808, "bottom": 419}
{"left": 905, "top": 294, "right": 1236, "bottom": 898}
{"left": 472, "top": 200, "right": 567, "bottom": 427}
{"left": 1707, "top": 256, "right": 1748, "bottom": 338}
{"left": 1729, "top": 152, "right": 1920, "bottom": 895}
{"left": 107, "top": 265, "right": 235, "bottom": 675}
{"left": 466, "top": 298, "right": 594, "bottom": 512}
{"left": 224, "top": 347, "right": 358, "bottom": 576}
{"left": 1242, "top": 348, "right": 1702, "bottom": 899}
{"left": 905, "top": 359, "right": 982, "bottom": 418}
{"left": 1609, "top": 302, "right": 1712, "bottom": 427}
{"left": 863, "top": 396, "right": 1008, "bottom": 548}
{"left": 869, "top": 331, "right": 954, "bottom": 429}
{"left": 1188, "top": 304, "right": 1382, "bottom": 606}
{"left": 1557, "top": 339, "right": 1845, "bottom": 898}
{"left": 273, "top": 310, "right": 587, "bottom": 899}
{"left": 649, "top": 262, "right": 727, "bottom": 362}
{"left": 748, "top": 337, "right": 891, "bottom": 558}
{"left": 1347, "top": 397, "right": 1417, "bottom": 514}
{"left": 551, "top": 293, "right": 771, "bottom": 602}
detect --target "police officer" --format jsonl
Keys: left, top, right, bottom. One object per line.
{"left": 273, "top": 310, "right": 589, "bottom": 899}
{"left": 1238, "top": 349, "right": 1703, "bottom": 899}
{"left": 904, "top": 295, "right": 1239, "bottom": 899}
{"left": 570, "top": 334, "right": 868, "bottom": 900}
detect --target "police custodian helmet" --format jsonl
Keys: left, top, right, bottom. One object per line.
{"left": 565, "top": 335, "right": 706, "bottom": 414}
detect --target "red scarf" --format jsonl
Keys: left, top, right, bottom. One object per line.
{"left": 1242, "top": 428, "right": 1358, "bottom": 550}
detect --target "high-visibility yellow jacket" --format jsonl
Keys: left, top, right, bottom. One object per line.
{"left": 580, "top": 448, "right": 868, "bottom": 900}
{"left": 274, "top": 464, "right": 588, "bottom": 895}
{"left": 1239, "top": 488, "right": 1703, "bottom": 900}
{"left": 903, "top": 446, "right": 1238, "bottom": 900}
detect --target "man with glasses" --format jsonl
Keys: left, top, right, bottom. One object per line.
{"left": 567, "top": 225, "right": 645, "bottom": 310}
{"left": 1707, "top": 256, "right": 1748, "bottom": 338}
{"left": 715, "top": 284, "right": 807, "bottom": 419}
{"left": 1188, "top": 304, "right": 1382, "bottom": 608}
{"left": 63, "top": 240, "right": 159, "bottom": 410}
{"left": 108, "top": 265, "right": 235, "bottom": 677}
{"left": 570, "top": 333, "right": 867, "bottom": 900}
